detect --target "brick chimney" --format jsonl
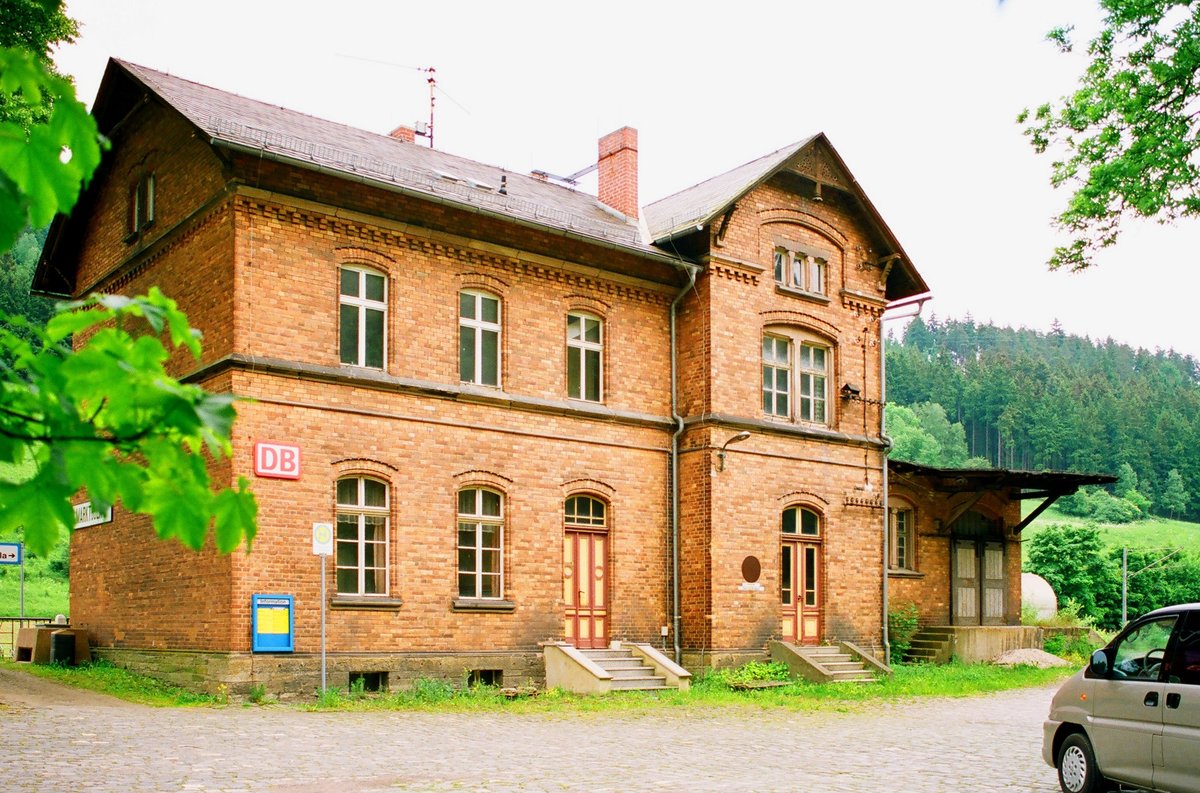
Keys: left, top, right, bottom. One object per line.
{"left": 598, "top": 126, "right": 638, "bottom": 219}
{"left": 389, "top": 125, "right": 416, "bottom": 143}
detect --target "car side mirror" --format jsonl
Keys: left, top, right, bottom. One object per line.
{"left": 1089, "top": 649, "right": 1109, "bottom": 676}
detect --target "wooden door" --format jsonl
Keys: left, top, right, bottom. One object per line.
{"left": 563, "top": 530, "right": 607, "bottom": 649}
{"left": 952, "top": 539, "right": 980, "bottom": 625}
{"left": 952, "top": 539, "right": 1007, "bottom": 626}
{"left": 781, "top": 540, "right": 821, "bottom": 644}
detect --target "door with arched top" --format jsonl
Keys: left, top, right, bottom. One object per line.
{"left": 780, "top": 506, "right": 822, "bottom": 645}
{"left": 563, "top": 495, "right": 609, "bottom": 649}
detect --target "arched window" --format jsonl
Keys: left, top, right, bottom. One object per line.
{"left": 566, "top": 313, "right": 603, "bottom": 402}
{"left": 781, "top": 505, "right": 821, "bottom": 537}
{"left": 565, "top": 495, "right": 606, "bottom": 527}
{"left": 339, "top": 266, "right": 387, "bottom": 368}
{"left": 459, "top": 290, "right": 501, "bottom": 386}
{"left": 457, "top": 488, "right": 504, "bottom": 598}
{"left": 335, "top": 476, "right": 389, "bottom": 595}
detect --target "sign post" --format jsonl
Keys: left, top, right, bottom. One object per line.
{"left": 312, "top": 522, "right": 334, "bottom": 693}
{"left": 0, "top": 543, "right": 22, "bottom": 618}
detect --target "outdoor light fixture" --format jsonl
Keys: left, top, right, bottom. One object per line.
{"left": 840, "top": 383, "right": 862, "bottom": 400}
{"left": 717, "top": 431, "right": 751, "bottom": 472}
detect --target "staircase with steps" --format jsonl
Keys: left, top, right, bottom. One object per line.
{"left": 904, "top": 627, "right": 955, "bottom": 664}
{"left": 543, "top": 641, "right": 692, "bottom": 694}
{"left": 580, "top": 648, "right": 672, "bottom": 691}
{"left": 769, "top": 640, "right": 890, "bottom": 684}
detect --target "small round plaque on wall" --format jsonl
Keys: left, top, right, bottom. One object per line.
{"left": 741, "top": 555, "right": 761, "bottom": 583}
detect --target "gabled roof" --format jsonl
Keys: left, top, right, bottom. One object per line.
{"left": 644, "top": 134, "right": 929, "bottom": 300}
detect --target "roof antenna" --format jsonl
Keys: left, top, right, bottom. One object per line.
{"left": 336, "top": 56, "right": 472, "bottom": 150}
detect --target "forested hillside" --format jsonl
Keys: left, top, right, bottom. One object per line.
{"left": 887, "top": 316, "right": 1200, "bottom": 522}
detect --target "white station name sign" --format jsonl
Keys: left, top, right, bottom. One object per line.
{"left": 74, "top": 502, "right": 113, "bottom": 529}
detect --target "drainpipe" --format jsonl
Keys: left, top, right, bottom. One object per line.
{"left": 670, "top": 264, "right": 699, "bottom": 666}
{"left": 880, "top": 294, "right": 929, "bottom": 663}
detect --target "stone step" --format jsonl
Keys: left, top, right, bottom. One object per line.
{"left": 823, "top": 661, "right": 866, "bottom": 671}
{"left": 582, "top": 649, "right": 637, "bottom": 661}
{"left": 592, "top": 658, "right": 648, "bottom": 670}
{"left": 611, "top": 675, "right": 667, "bottom": 690}
{"left": 608, "top": 667, "right": 657, "bottom": 678}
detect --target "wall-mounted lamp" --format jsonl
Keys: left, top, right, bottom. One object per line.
{"left": 717, "top": 431, "right": 751, "bottom": 472}
{"left": 840, "top": 383, "right": 862, "bottom": 400}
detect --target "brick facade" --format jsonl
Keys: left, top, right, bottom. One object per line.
{"left": 45, "top": 62, "right": 986, "bottom": 694}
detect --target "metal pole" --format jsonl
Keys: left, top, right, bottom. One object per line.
{"left": 1122, "top": 547, "right": 1128, "bottom": 627}
{"left": 320, "top": 553, "right": 327, "bottom": 693}
{"left": 19, "top": 545, "right": 24, "bottom": 619}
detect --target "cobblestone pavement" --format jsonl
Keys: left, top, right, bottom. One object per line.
{"left": 0, "top": 671, "right": 1063, "bottom": 792}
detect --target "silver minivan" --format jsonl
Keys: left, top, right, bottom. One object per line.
{"left": 1043, "top": 603, "right": 1200, "bottom": 792}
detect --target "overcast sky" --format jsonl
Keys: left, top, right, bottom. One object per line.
{"left": 54, "top": 0, "right": 1198, "bottom": 358}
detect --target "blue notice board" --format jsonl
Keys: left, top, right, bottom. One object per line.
{"left": 251, "top": 594, "right": 294, "bottom": 652}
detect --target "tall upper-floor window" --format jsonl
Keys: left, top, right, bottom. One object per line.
{"left": 762, "top": 334, "right": 791, "bottom": 418}
{"left": 129, "top": 172, "right": 155, "bottom": 234}
{"left": 763, "top": 331, "right": 831, "bottom": 425}
{"left": 339, "top": 267, "right": 386, "bottom": 368}
{"left": 335, "top": 476, "right": 389, "bottom": 596}
{"left": 774, "top": 247, "right": 827, "bottom": 296}
{"left": 798, "top": 342, "right": 828, "bottom": 423}
{"left": 567, "top": 312, "right": 603, "bottom": 402}
{"left": 457, "top": 488, "right": 503, "bottom": 599}
{"left": 459, "top": 290, "right": 501, "bottom": 386}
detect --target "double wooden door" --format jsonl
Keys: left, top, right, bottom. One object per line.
{"left": 952, "top": 539, "right": 1005, "bottom": 625}
{"left": 781, "top": 539, "right": 821, "bottom": 644}
{"left": 563, "top": 530, "right": 608, "bottom": 649}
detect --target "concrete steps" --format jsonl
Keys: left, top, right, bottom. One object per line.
{"left": 904, "top": 628, "right": 955, "bottom": 664}
{"left": 580, "top": 648, "right": 673, "bottom": 691}
{"left": 795, "top": 645, "right": 878, "bottom": 683}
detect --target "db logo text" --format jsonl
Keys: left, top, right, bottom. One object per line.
{"left": 254, "top": 442, "right": 302, "bottom": 480}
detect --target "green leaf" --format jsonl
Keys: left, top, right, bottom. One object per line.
{"left": 213, "top": 480, "right": 258, "bottom": 553}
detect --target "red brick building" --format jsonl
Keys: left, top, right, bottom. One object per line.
{"left": 33, "top": 60, "right": 1092, "bottom": 693}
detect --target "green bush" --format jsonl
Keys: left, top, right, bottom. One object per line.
{"left": 888, "top": 602, "right": 921, "bottom": 665}
{"left": 718, "top": 661, "right": 791, "bottom": 687}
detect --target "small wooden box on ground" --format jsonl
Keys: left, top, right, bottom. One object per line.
{"left": 15, "top": 626, "right": 91, "bottom": 665}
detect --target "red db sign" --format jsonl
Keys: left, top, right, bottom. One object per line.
{"left": 254, "top": 442, "right": 302, "bottom": 480}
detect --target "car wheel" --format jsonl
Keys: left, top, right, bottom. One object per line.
{"left": 1057, "top": 733, "right": 1105, "bottom": 793}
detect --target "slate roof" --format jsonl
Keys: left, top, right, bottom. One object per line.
{"left": 114, "top": 60, "right": 651, "bottom": 254}
{"left": 643, "top": 137, "right": 815, "bottom": 243}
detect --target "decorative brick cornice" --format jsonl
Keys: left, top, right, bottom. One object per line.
{"left": 236, "top": 198, "right": 672, "bottom": 307}
{"left": 843, "top": 492, "right": 884, "bottom": 509}
{"left": 711, "top": 262, "right": 759, "bottom": 285}
{"left": 840, "top": 289, "right": 887, "bottom": 319}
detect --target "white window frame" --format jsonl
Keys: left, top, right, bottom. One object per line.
{"left": 798, "top": 341, "right": 829, "bottom": 424}
{"left": 890, "top": 504, "right": 916, "bottom": 570}
{"left": 459, "top": 290, "right": 502, "bottom": 386}
{"left": 335, "top": 476, "right": 390, "bottom": 597}
{"left": 339, "top": 266, "right": 388, "bottom": 369}
{"left": 762, "top": 333, "right": 792, "bottom": 418}
{"left": 566, "top": 312, "right": 604, "bottom": 402}
{"left": 764, "top": 329, "right": 831, "bottom": 426}
{"left": 773, "top": 246, "right": 827, "bottom": 296}
{"left": 457, "top": 488, "right": 504, "bottom": 599}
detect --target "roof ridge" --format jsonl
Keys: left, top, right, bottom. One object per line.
{"left": 115, "top": 59, "right": 602, "bottom": 206}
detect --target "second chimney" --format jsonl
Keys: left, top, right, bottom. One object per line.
{"left": 598, "top": 126, "right": 638, "bottom": 219}
{"left": 389, "top": 125, "right": 417, "bottom": 143}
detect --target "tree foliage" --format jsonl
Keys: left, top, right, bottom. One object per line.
{"left": 0, "top": 44, "right": 105, "bottom": 252}
{"left": 885, "top": 401, "right": 973, "bottom": 468}
{"left": 0, "top": 0, "right": 78, "bottom": 131}
{"left": 1020, "top": 1, "right": 1200, "bottom": 270}
{"left": 1026, "top": 523, "right": 1120, "bottom": 626}
{"left": 0, "top": 290, "right": 258, "bottom": 555}
{"left": 887, "top": 314, "right": 1200, "bottom": 522}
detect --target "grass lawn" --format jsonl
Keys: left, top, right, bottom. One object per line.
{"left": 2, "top": 657, "right": 1076, "bottom": 712}
{"left": 0, "top": 528, "right": 69, "bottom": 618}
{"left": 1021, "top": 507, "right": 1200, "bottom": 564}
